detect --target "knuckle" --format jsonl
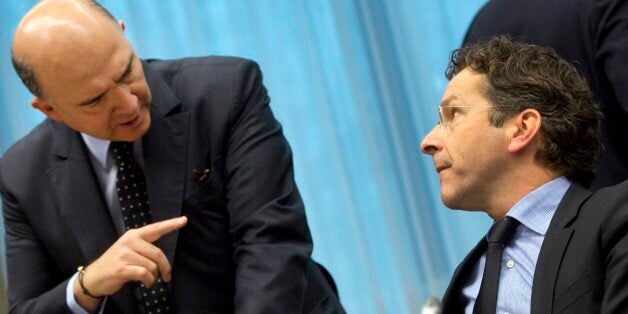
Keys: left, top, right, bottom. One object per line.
{"left": 117, "top": 248, "right": 133, "bottom": 260}
{"left": 119, "top": 232, "right": 136, "bottom": 244}
{"left": 137, "top": 268, "right": 152, "bottom": 280}
{"left": 146, "top": 262, "right": 157, "bottom": 274}
{"left": 126, "top": 229, "right": 139, "bottom": 238}
{"left": 150, "top": 246, "right": 164, "bottom": 259}
{"left": 113, "top": 264, "right": 126, "bottom": 274}
{"left": 147, "top": 262, "right": 158, "bottom": 274}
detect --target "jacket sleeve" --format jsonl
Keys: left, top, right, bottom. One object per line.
{"left": 0, "top": 162, "right": 72, "bottom": 314}
{"left": 224, "top": 60, "right": 314, "bottom": 313}
{"left": 600, "top": 181, "right": 628, "bottom": 312}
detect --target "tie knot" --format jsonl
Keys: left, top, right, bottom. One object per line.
{"left": 486, "top": 216, "right": 519, "bottom": 244}
{"left": 109, "top": 141, "right": 134, "bottom": 164}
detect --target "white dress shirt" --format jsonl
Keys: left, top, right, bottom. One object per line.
{"left": 462, "top": 176, "right": 572, "bottom": 314}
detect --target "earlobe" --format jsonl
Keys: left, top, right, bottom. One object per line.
{"left": 31, "top": 97, "right": 62, "bottom": 122}
{"left": 507, "top": 109, "right": 542, "bottom": 153}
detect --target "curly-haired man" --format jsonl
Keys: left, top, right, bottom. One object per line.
{"left": 421, "top": 36, "right": 628, "bottom": 313}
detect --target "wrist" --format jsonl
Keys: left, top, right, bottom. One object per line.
{"left": 71, "top": 270, "right": 101, "bottom": 313}
{"left": 77, "top": 265, "right": 104, "bottom": 299}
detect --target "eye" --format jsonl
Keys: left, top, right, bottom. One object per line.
{"left": 453, "top": 108, "right": 462, "bottom": 116}
{"left": 448, "top": 107, "right": 462, "bottom": 120}
{"left": 88, "top": 97, "right": 102, "bottom": 106}
{"left": 79, "top": 95, "right": 103, "bottom": 108}
{"left": 123, "top": 69, "right": 135, "bottom": 83}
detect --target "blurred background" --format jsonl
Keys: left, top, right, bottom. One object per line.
{"left": 0, "top": 0, "right": 492, "bottom": 312}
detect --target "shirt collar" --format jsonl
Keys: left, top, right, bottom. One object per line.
{"left": 80, "top": 133, "right": 111, "bottom": 170}
{"left": 505, "top": 176, "right": 572, "bottom": 236}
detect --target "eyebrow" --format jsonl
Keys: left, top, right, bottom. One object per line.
{"left": 116, "top": 53, "right": 135, "bottom": 83}
{"left": 77, "top": 53, "right": 135, "bottom": 107}
{"left": 440, "top": 94, "right": 461, "bottom": 107}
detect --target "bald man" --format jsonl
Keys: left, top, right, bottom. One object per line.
{"left": 0, "top": 0, "right": 343, "bottom": 313}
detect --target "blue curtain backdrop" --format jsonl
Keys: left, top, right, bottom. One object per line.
{"left": 0, "top": 1, "right": 491, "bottom": 312}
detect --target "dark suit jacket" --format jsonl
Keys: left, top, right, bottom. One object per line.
{"left": 463, "top": 0, "right": 628, "bottom": 190}
{"left": 441, "top": 181, "right": 628, "bottom": 313}
{"left": 0, "top": 57, "right": 343, "bottom": 313}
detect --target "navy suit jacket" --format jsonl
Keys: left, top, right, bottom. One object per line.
{"left": 464, "top": 0, "right": 628, "bottom": 190}
{"left": 441, "top": 181, "right": 628, "bottom": 313}
{"left": 0, "top": 57, "right": 343, "bottom": 313}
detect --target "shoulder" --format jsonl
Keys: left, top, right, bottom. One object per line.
{"left": 142, "top": 56, "right": 268, "bottom": 126}
{"left": 580, "top": 180, "right": 628, "bottom": 244}
{"left": 1, "top": 119, "right": 57, "bottom": 165}
{"left": 142, "top": 56, "right": 264, "bottom": 106}
{"left": 143, "top": 56, "right": 261, "bottom": 84}
{"left": 586, "top": 180, "right": 628, "bottom": 209}
{"left": 0, "top": 119, "right": 60, "bottom": 189}
{"left": 145, "top": 56, "right": 257, "bottom": 68}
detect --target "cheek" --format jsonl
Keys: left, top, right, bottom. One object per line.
{"left": 447, "top": 137, "right": 469, "bottom": 162}
{"left": 132, "top": 76, "right": 151, "bottom": 101}
{"left": 446, "top": 134, "right": 486, "bottom": 172}
{"left": 140, "top": 88, "right": 151, "bottom": 106}
{"left": 83, "top": 111, "right": 113, "bottom": 129}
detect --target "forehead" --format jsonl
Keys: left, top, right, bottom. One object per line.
{"left": 441, "top": 68, "right": 488, "bottom": 105}
{"left": 37, "top": 33, "right": 133, "bottom": 100}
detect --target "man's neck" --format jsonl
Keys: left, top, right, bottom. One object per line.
{"left": 485, "top": 168, "right": 562, "bottom": 221}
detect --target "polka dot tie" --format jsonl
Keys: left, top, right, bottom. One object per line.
{"left": 110, "top": 141, "right": 172, "bottom": 314}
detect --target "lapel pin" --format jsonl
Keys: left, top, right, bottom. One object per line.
{"left": 193, "top": 168, "right": 210, "bottom": 186}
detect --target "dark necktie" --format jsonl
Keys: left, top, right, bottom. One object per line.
{"left": 110, "top": 141, "right": 172, "bottom": 314}
{"left": 473, "top": 216, "right": 520, "bottom": 314}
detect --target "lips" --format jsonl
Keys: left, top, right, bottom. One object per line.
{"left": 120, "top": 112, "right": 143, "bottom": 128}
{"left": 435, "top": 161, "right": 451, "bottom": 173}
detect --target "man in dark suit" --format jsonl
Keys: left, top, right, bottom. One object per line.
{"left": 463, "top": 0, "right": 628, "bottom": 191}
{"left": 420, "top": 37, "right": 628, "bottom": 313}
{"left": 0, "top": 0, "right": 343, "bottom": 313}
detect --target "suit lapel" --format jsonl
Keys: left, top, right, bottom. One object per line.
{"left": 531, "top": 183, "right": 591, "bottom": 314}
{"left": 142, "top": 61, "right": 190, "bottom": 265}
{"left": 48, "top": 124, "right": 138, "bottom": 312}
{"left": 48, "top": 123, "right": 118, "bottom": 262}
{"left": 441, "top": 238, "right": 487, "bottom": 313}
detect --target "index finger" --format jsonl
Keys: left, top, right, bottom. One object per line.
{"left": 138, "top": 216, "right": 188, "bottom": 243}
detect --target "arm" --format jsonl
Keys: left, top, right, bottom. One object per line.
{"left": 225, "top": 60, "right": 313, "bottom": 313}
{"left": 600, "top": 182, "right": 628, "bottom": 312}
{"left": 1, "top": 165, "right": 186, "bottom": 313}
{"left": 1, "top": 173, "right": 70, "bottom": 313}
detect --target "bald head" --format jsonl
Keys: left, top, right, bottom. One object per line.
{"left": 12, "top": 0, "right": 120, "bottom": 97}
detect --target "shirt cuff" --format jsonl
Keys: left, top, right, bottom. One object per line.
{"left": 66, "top": 272, "right": 107, "bottom": 314}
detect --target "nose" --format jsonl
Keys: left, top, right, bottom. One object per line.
{"left": 420, "top": 126, "right": 443, "bottom": 156}
{"left": 113, "top": 84, "right": 139, "bottom": 112}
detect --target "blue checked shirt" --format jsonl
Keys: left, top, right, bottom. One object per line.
{"left": 462, "top": 176, "right": 572, "bottom": 314}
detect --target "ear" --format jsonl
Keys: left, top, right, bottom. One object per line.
{"left": 31, "top": 97, "right": 62, "bottom": 122}
{"left": 506, "top": 109, "right": 542, "bottom": 153}
{"left": 118, "top": 20, "right": 126, "bottom": 31}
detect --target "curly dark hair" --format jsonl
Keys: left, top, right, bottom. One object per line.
{"left": 446, "top": 35, "right": 601, "bottom": 185}
{"left": 11, "top": 0, "right": 117, "bottom": 98}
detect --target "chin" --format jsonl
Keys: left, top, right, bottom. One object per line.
{"left": 441, "top": 190, "right": 467, "bottom": 210}
{"left": 441, "top": 193, "right": 485, "bottom": 212}
{"left": 441, "top": 198, "right": 461, "bottom": 210}
{"left": 440, "top": 186, "right": 456, "bottom": 206}
{"left": 114, "top": 118, "right": 151, "bottom": 142}
{"left": 135, "top": 110, "right": 152, "bottom": 136}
